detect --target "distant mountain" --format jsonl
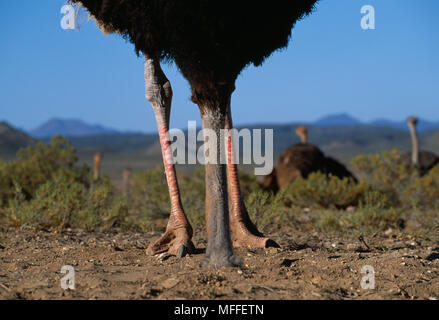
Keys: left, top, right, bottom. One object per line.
{"left": 27, "top": 114, "right": 439, "bottom": 140}
{"left": 3, "top": 117, "right": 438, "bottom": 171}
{"left": 314, "top": 113, "right": 362, "bottom": 126}
{"left": 30, "top": 118, "right": 119, "bottom": 138}
{"left": 65, "top": 133, "right": 158, "bottom": 154}
{"left": 0, "top": 121, "right": 37, "bottom": 155}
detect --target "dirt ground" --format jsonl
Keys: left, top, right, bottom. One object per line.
{"left": 0, "top": 225, "right": 438, "bottom": 300}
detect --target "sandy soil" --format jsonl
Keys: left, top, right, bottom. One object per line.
{"left": 0, "top": 225, "right": 438, "bottom": 300}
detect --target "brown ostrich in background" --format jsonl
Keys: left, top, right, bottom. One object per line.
{"left": 262, "top": 126, "right": 356, "bottom": 192}
{"left": 405, "top": 116, "right": 439, "bottom": 176}
{"left": 71, "top": 0, "right": 318, "bottom": 267}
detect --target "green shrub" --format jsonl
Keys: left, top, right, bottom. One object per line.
{"left": 129, "top": 166, "right": 261, "bottom": 229}
{"left": 130, "top": 166, "right": 170, "bottom": 221}
{"left": 352, "top": 150, "right": 418, "bottom": 206}
{"left": 405, "top": 165, "right": 439, "bottom": 209}
{"left": 245, "top": 190, "right": 281, "bottom": 230}
{"left": 358, "top": 190, "right": 393, "bottom": 210}
{"left": 0, "top": 136, "right": 90, "bottom": 203}
{"left": 314, "top": 207, "right": 403, "bottom": 235}
{"left": 275, "top": 172, "right": 368, "bottom": 209}
{"left": 3, "top": 176, "right": 128, "bottom": 230}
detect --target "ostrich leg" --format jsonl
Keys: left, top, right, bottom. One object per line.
{"left": 144, "top": 55, "right": 194, "bottom": 257}
{"left": 199, "top": 105, "right": 241, "bottom": 267}
{"left": 225, "top": 106, "right": 279, "bottom": 248}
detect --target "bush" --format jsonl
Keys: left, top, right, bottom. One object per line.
{"left": 352, "top": 150, "right": 418, "bottom": 206}
{"left": 130, "top": 166, "right": 171, "bottom": 221}
{"left": 129, "top": 166, "right": 262, "bottom": 229}
{"left": 0, "top": 136, "right": 130, "bottom": 230}
{"left": 275, "top": 172, "right": 367, "bottom": 209}
{"left": 244, "top": 186, "right": 403, "bottom": 236}
{"left": 0, "top": 136, "right": 90, "bottom": 203}
{"left": 358, "top": 190, "right": 393, "bottom": 210}
{"left": 3, "top": 176, "right": 128, "bottom": 230}
{"left": 405, "top": 165, "right": 439, "bottom": 209}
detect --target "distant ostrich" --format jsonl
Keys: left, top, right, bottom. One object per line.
{"left": 405, "top": 117, "right": 439, "bottom": 176}
{"left": 262, "top": 126, "right": 356, "bottom": 192}
{"left": 122, "top": 168, "right": 132, "bottom": 197}
{"left": 71, "top": 0, "right": 318, "bottom": 267}
{"left": 93, "top": 152, "right": 102, "bottom": 181}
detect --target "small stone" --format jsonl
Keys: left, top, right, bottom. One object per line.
{"left": 157, "top": 253, "right": 171, "bottom": 261}
{"left": 112, "top": 245, "right": 124, "bottom": 252}
{"left": 161, "top": 278, "right": 180, "bottom": 289}
{"left": 281, "top": 259, "right": 295, "bottom": 268}
{"left": 267, "top": 247, "right": 279, "bottom": 254}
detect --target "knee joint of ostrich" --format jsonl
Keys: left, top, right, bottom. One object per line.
{"left": 144, "top": 57, "right": 172, "bottom": 112}
{"left": 144, "top": 55, "right": 186, "bottom": 224}
{"left": 93, "top": 152, "right": 102, "bottom": 181}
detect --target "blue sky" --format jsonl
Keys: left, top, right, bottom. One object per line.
{"left": 0, "top": 0, "right": 438, "bottom": 133}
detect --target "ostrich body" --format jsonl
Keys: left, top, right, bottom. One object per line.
{"left": 72, "top": 0, "right": 318, "bottom": 267}
{"left": 405, "top": 117, "right": 439, "bottom": 176}
{"left": 262, "top": 126, "right": 356, "bottom": 192}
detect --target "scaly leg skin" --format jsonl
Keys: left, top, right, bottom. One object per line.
{"left": 143, "top": 54, "right": 194, "bottom": 258}
{"left": 225, "top": 106, "right": 280, "bottom": 249}
{"left": 200, "top": 106, "right": 242, "bottom": 268}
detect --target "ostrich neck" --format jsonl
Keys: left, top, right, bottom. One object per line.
{"left": 409, "top": 124, "right": 419, "bottom": 166}
{"left": 300, "top": 133, "right": 307, "bottom": 144}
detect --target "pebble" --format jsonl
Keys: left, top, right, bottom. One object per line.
{"left": 161, "top": 278, "right": 180, "bottom": 289}
{"left": 157, "top": 253, "right": 172, "bottom": 261}
{"left": 267, "top": 247, "right": 279, "bottom": 254}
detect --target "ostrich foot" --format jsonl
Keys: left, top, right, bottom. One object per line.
{"left": 231, "top": 219, "right": 279, "bottom": 249}
{"left": 201, "top": 252, "right": 242, "bottom": 268}
{"left": 146, "top": 226, "right": 194, "bottom": 258}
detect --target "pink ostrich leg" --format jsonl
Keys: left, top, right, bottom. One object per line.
{"left": 144, "top": 55, "right": 194, "bottom": 257}
{"left": 225, "top": 106, "right": 279, "bottom": 248}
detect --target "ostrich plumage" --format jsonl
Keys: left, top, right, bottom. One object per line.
{"left": 73, "top": 1, "right": 316, "bottom": 92}
{"left": 71, "top": 0, "right": 318, "bottom": 267}
{"left": 262, "top": 126, "right": 356, "bottom": 192}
